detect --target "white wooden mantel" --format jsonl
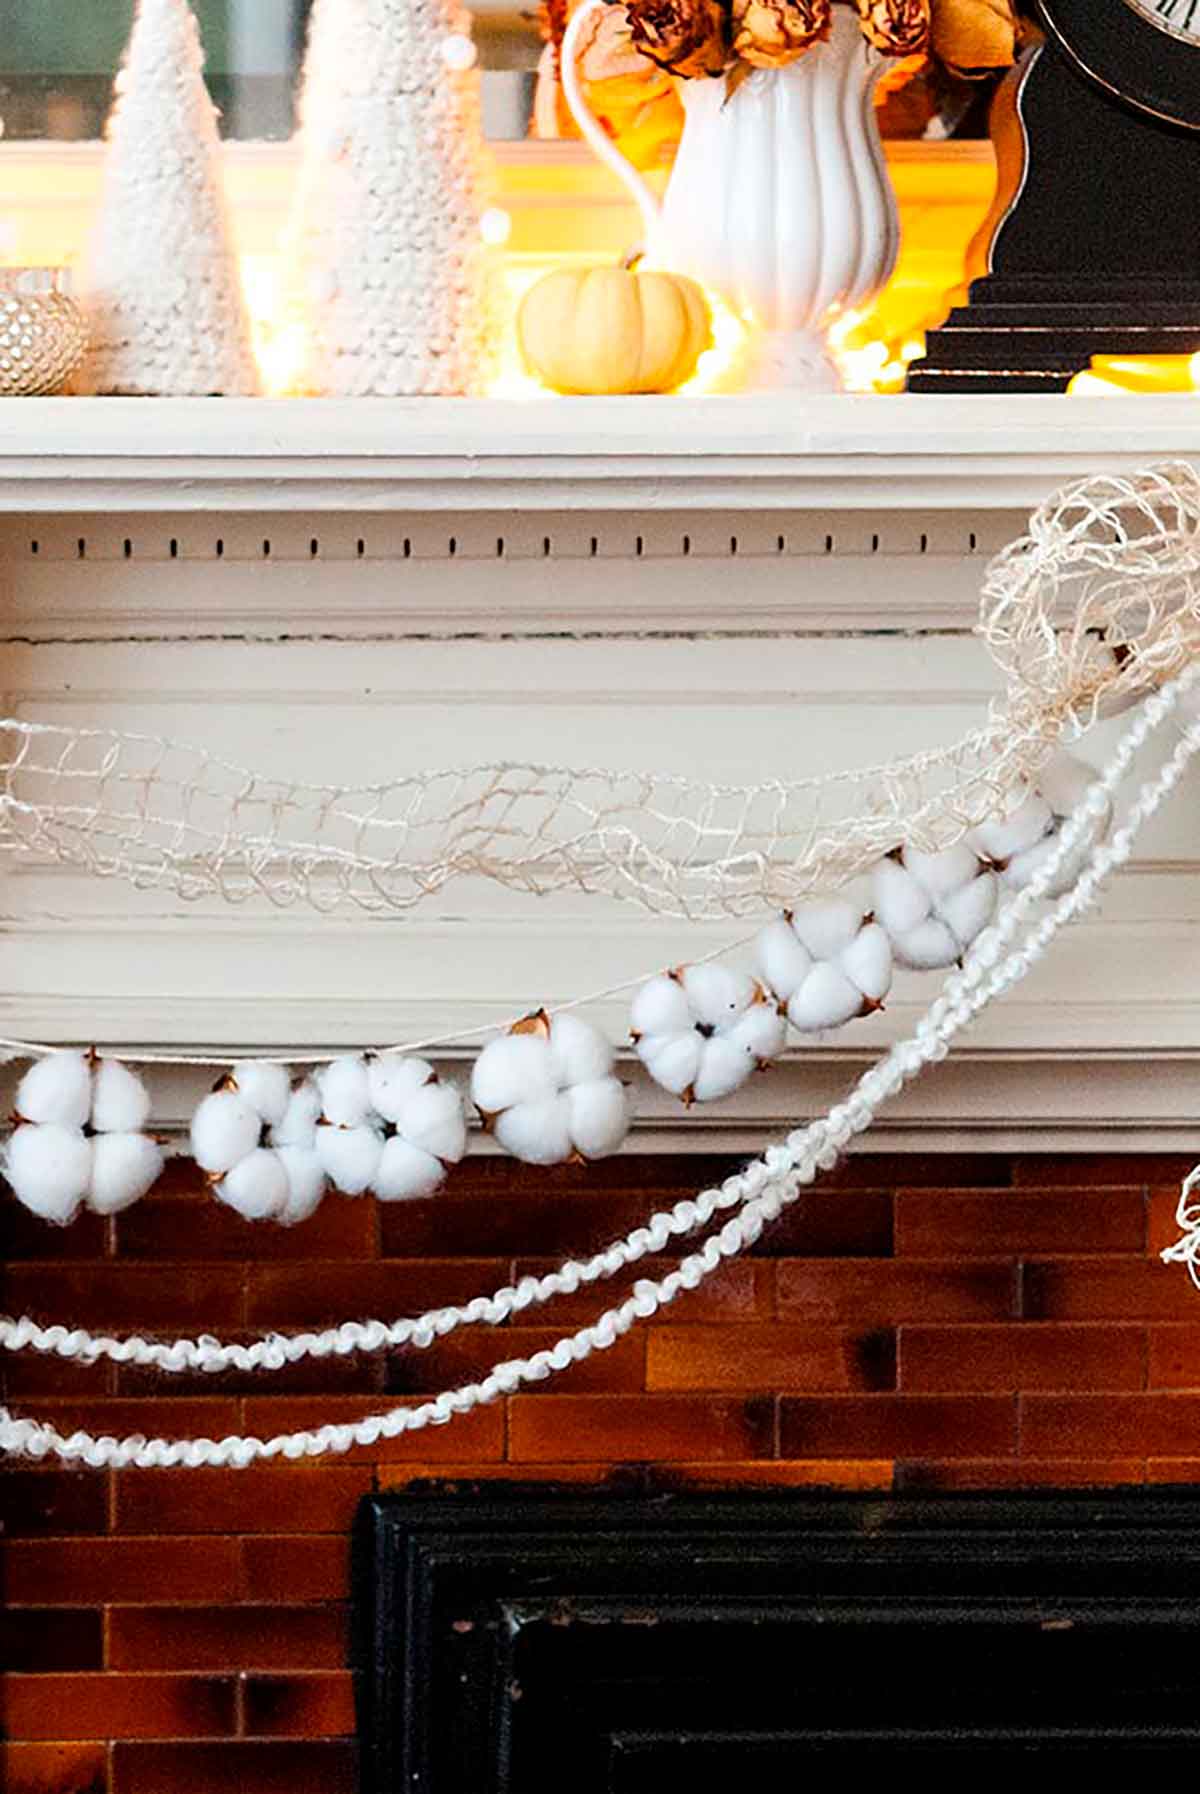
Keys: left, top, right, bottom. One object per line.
{"left": 4, "top": 393, "right": 1200, "bottom": 1152}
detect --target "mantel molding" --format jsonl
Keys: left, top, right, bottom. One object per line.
{"left": 1, "top": 395, "right": 1197, "bottom": 515}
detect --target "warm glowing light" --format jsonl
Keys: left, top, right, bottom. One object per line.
{"left": 1068, "top": 353, "right": 1200, "bottom": 397}
{"left": 828, "top": 308, "right": 924, "bottom": 393}
{"left": 480, "top": 207, "right": 513, "bottom": 248}
{"left": 241, "top": 255, "right": 309, "bottom": 397}
{"left": 440, "top": 33, "right": 478, "bottom": 71}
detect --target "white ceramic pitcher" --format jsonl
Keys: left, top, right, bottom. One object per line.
{"left": 561, "top": 1, "right": 900, "bottom": 391}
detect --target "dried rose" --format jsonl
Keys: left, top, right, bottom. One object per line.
{"left": 625, "top": 0, "right": 729, "bottom": 78}
{"left": 856, "top": 0, "right": 931, "bottom": 56}
{"left": 929, "top": 0, "right": 1016, "bottom": 73}
{"left": 578, "top": 2, "right": 663, "bottom": 84}
{"left": 732, "top": 0, "right": 831, "bottom": 69}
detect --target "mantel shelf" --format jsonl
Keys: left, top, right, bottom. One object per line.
{"left": 2, "top": 393, "right": 1198, "bottom": 514}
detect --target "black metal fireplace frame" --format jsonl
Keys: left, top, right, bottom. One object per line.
{"left": 356, "top": 1487, "right": 1200, "bottom": 1790}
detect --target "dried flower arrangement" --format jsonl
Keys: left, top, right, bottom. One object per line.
{"left": 547, "top": 0, "right": 1019, "bottom": 95}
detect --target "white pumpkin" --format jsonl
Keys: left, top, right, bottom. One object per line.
{"left": 472, "top": 1011, "right": 629, "bottom": 1165}
{"left": 631, "top": 964, "right": 786, "bottom": 1106}
{"left": 872, "top": 843, "right": 999, "bottom": 970}
{"left": 756, "top": 901, "right": 893, "bottom": 1034}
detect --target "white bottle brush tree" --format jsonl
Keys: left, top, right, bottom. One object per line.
{"left": 292, "top": 0, "right": 490, "bottom": 395}
{"left": 83, "top": 0, "right": 259, "bottom": 396}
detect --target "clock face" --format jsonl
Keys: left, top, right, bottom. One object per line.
{"left": 1040, "top": 0, "right": 1200, "bottom": 128}
{"left": 1124, "top": 0, "right": 1200, "bottom": 45}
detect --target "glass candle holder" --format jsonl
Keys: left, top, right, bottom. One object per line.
{"left": 0, "top": 268, "right": 87, "bottom": 396}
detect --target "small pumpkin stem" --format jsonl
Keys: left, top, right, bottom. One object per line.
{"left": 621, "top": 246, "right": 645, "bottom": 274}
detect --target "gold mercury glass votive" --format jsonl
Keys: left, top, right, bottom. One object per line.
{"left": 0, "top": 268, "right": 87, "bottom": 396}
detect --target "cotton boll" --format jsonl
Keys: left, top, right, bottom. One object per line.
{"left": 90, "top": 1057, "right": 152, "bottom": 1134}
{"left": 891, "top": 917, "right": 960, "bottom": 971}
{"left": 787, "top": 962, "right": 865, "bottom": 1032}
{"left": 940, "top": 870, "right": 999, "bottom": 954}
{"left": 317, "top": 1054, "right": 372, "bottom": 1128}
{"left": 841, "top": 922, "right": 892, "bottom": 1007}
{"left": 271, "top": 1079, "right": 322, "bottom": 1150}
{"left": 630, "top": 974, "right": 692, "bottom": 1040}
{"left": 680, "top": 963, "right": 756, "bottom": 1031}
{"left": 969, "top": 790, "right": 1053, "bottom": 864}
{"left": 692, "top": 1037, "right": 757, "bottom": 1105}
{"left": 275, "top": 1146, "right": 326, "bottom": 1226}
{"left": 191, "top": 1090, "right": 262, "bottom": 1175}
{"left": 727, "top": 1000, "right": 787, "bottom": 1063}
{"left": 755, "top": 916, "right": 812, "bottom": 1002}
{"left": 567, "top": 1077, "right": 629, "bottom": 1161}
{"left": 215, "top": 1147, "right": 289, "bottom": 1222}
{"left": 494, "top": 1095, "right": 574, "bottom": 1167}
{"left": 4, "top": 1123, "right": 92, "bottom": 1224}
{"left": 902, "top": 843, "right": 982, "bottom": 902}
{"left": 636, "top": 1031, "right": 703, "bottom": 1100}
{"left": 399, "top": 1080, "right": 467, "bottom": 1165}
{"left": 316, "top": 1121, "right": 383, "bottom": 1196}
{"left": 230, "top": 1060, "right": 291, "bottom": 1128}
{"left": 88, "top": 1131, "right": 164, "bottom": 1214}
{"left": 789, "top": 899, "right": 862, "bottom": 963}
{"left": 872, "top": 855, "right": 930, "bottom": 938}
{"left": 471, "top": 1032, "right": 556, "bottom": 1116}
{"left": 15, "top": 1051, "right": 94, "bottom": 1128}
{"left": 367, "top": 1053, "right": 434, "bottom": 1125}
{"left": 548, "top": 1013, "right": 613, "bottom": 1087}
{"left": 372, "top": 1136, "right": 446, "bottom": 1202}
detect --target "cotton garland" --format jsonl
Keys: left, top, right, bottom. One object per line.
{"left": 0, "top": 675, "right": 1195, "bottom": 1469}
{"left": 0, "top": 752, "right": 1115, "bottom": 1223}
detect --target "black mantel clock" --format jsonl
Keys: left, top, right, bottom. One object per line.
{"left": 908, "top": 0, "right": 1200, "bottom": 392}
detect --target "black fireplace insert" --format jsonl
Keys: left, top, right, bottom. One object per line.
{"left": 356, "top": 1488, "right": 1200, "bottom": 1789}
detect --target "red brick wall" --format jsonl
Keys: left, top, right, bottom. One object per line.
{"left": 4, "top": 1150, "right": 1200, "bottom": 1793}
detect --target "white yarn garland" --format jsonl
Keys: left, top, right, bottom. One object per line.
{"left": 1, "top": 675, "right": 1195, "bottom": 1467}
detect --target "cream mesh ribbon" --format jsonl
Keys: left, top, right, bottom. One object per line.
{"left": 2, "top": 463, "right": 1197, "bottom": 921}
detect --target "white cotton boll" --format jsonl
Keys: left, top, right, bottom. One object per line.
{"left": 372, "top": 1135, "right": 446, "bottom": 1201}
{"left": 788, "top": 962, "right": 865, "bottom": 1033}
{"left": 567, "top": 1077, "right": 630, "bottom": 1161}
{"left": 88, "top": 1132, "right": 164, "bottom": 1215}
{"left": 841, "top": 922, "right": 893, "bottom": 1006}
{"left": 630, "top": 973, "right": 692, "bottom": 1040}
{"left": 90, "top": 1057, "right": 152, "bottom": 1134}
{"left": 636, "top": 1031, "right": 703, "bottom": 1100}
{"left": 190, "top": 1090, "right": 262, "bottom": 1175}
{"left": 275, "top": 1145, "right": 326, "bottom": 1226}
{"left": 789, "top": 899, "right": 861, "bottom": 963}
{"left": 317, "top": 1054, "right": 373, "bottom": 1128}
{"left": 902, "top": 842, "right": 982, "bottom": 901}
{"left": 727, "top": 1000, "right": 787, "bottom": 1063}
{"left": 367, "top": 1053, "right": 434, "bottom": 1124}
{"left": 693, "top": 1037, "right": 757, "bottom": 1105}
{"left": 940, "top": 870, "right": 998, "bottom": 954}
{"left": 230, "top": 1060, "right": 291, "bottom": 1128}
{"left": 892, "top": 917, "right": 961, "bottom": 971}
{"left": 471, "top": 1032, "right": 556, "bottom": 1116}
{"left": 316, "top": 1121, "right": 383, "bottom": 1196}
{"left": 15, "top": 1051, "right": 94, "bottom": 1128}
{"left": 970, "top": 791, "right": 1053, "bottom": 863}
{"left": 399, "top": 1080, "right": 467, "bottom": 1165}
{"left": 215, "top": 1147, "right": 290, "bottom": 1222}
{"left": 494, "top": 1095, "right": 574, "bottom": 1167}
{"left": 755, "top": 916, "right": 813, "bottom": 1002}
{"left": 271, "top": 1079, "right": 322, "bottom": 1150}
{"left": 872, "top": 856, "right": 931, "bottom": 936}
{"left": 548, "top": 1013, "right": 614, "bottom": 1087}
{"left": 1038, "top": 751, "right": 1101, "bottom": 820}
{"left": 4, "top": 1123, "right": 92, "bottom": 1224}
{"left": 680, "top": 963, "right": 756, "bottom": 1030}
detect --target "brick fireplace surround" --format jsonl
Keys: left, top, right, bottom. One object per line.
{"left": 3, "top": 1149, "right": 1200, "bottom": 1792}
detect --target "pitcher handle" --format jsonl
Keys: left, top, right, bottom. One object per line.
{"left": 560, "top": 0, "right": 663, "bottom": 246}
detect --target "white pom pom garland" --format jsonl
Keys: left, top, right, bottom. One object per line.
{"left": 472, "top": 1012, "right": 629, "bottom": 1165}
{"left": 631, "top": 966, "right": 785, "bottom": 1105}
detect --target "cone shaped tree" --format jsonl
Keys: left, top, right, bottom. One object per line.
{"left": 293, "top": 0, "right": 490, "bottom": 396}
{"left": 84, "top": 0, "right": 259, "bottom": 396}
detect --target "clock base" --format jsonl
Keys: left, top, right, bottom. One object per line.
{"left": 907, "top": 277, "right": 1200, "bottom": 394}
